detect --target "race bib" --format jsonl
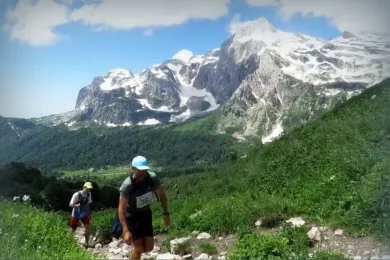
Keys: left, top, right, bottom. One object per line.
{"left": 136, "top": 192, "right": 153, "bottom": 208}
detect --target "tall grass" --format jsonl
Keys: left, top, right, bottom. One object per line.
{"left": 0, "top": 198, "right": 94, "bottom": 260}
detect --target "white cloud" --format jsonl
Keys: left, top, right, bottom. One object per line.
{"left": 71, "top": 0, "right": 230, "bottom": 30}
{"left": 143, "top": 29, "right": 154, "bottom": 36}
{"left": 4, "top": 0, "right": 230, "bottom": 46}
{"left": 56, "top": 0, "right": 73, "bottom": 5}
{"left": 246, "top": 0, "right": 390, "bottom": 34}
{"left": 4, "top": 0, "right": 71, "bottom": 46}
{"left": 172, "top": 49, "right": 194, "bottom": 63}
{"left": 246, "top": 0, "right": 279, "bottom": 7}
{"left": 228, "top": 14, "right": 241, "bottom": 34}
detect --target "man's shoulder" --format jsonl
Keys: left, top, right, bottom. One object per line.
{"left": 120, "top": 176, "right": 132, "bottom": 189}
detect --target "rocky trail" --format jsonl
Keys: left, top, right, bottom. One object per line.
{"left": 73, "top": 217, "right": 390, "bottom": 260}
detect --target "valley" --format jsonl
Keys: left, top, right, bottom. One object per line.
{"left": 1, "top": 77, "right": 390, "bottom": 259}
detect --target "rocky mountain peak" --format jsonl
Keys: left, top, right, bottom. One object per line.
{"left": 233, "top": 17, "right": 277, "bottom": 40}
{"left": 342, "top": 31, "right": 357, "bottom": 39}
{"left": 107, "top": 68, "right": 134, "bottom": 78}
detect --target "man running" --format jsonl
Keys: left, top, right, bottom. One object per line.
{"left": 118, "top": 156, "right": 170, "bottom": 260}
{"left": 69, "top": 181, "right": 93, "bottom": 248}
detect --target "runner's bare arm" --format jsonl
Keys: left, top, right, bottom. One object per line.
{"left": 118, "top": 178, "right": 131, "bottom": 233}
{"left": 69, "top": 193, "right": 80, "bottom": 208}
{"left": 118, "top": 197, "right": 129, "bottom": 233}
{"left": 155, "top": 185, "right": 169, "bottom": 214}
{"left": 87, "top": 193, "right": 92, "bottom": 215}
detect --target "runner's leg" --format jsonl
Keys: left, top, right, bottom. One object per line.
{"left": 70, "top": 216, "right": 79, "bottom": 232}
{"left": 126, "top": 212, "right": 144, "bottom": 260}
{"left": 131, "top": 239, "right": 144, "bottom": 260}
{"left": 143, "top": 237, "right": 154, "bottom": 253}
{"left": 82, "top": 216, "right": 90, "bottom": 247}
{"left": 142, "top": 210, "right": 154, "bottom": 253}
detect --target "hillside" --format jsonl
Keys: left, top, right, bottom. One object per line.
{"left": 158, "top": 77, "right": 390, "bottom": 240}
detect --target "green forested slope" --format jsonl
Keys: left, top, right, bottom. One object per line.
{"left": 157, "top": 78, "right": 390, "bottom": 240}
{"left": 0, "top": 115, "right": 250, "bottom": 171}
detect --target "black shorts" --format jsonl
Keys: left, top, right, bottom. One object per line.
{"left": 125, "top": 209, "right": 153, "bottom": 241}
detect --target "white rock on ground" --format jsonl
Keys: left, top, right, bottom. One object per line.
{"left": 197, "top": 233, "right": 212, "bottom": 240}
{"left": 191, "top": 231, "right": 200, "bottom": 236}
{"left": 319, "top": 227, "right": 328, "bottom": 232}
{"left": 195, "top": 253, "right": 210, "bottom": 259}
{"left": 170, "top": 237, "right": 191, "bottom": 254}
{"left": 142, "top": 252, "right": 159, "bottom": 259}
{"left": 307, "top": 227, "right": 322, "bottom": 241}
{"left": 286, "top": 217, "right": 305, "bottom": 227}
{"left": 109, "top": 239, "right": 121, "bottom": 248}
{"left": 122, "top": 248, "right": 130, "bottom": 256}
{"left": 335, "top": 229, "right": 344, "bottom": 235}
{"left": 255, "top": 219, "right": 262, "bottom": 228}
{"left": 183, "top": 254, "right": 193, "bottom": 259}
{"left": 156, "top": 253, "right": 182, "bottom": 260}
{"left": 142, "top": 252, "right": 160, "bottom": 260}
{"left": 108, "top": 247, "right": 122, "bottom": 255}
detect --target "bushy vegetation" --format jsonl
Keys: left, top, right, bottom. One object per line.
{"left": 227, "top": 233, "right": 292, "bottom": 260}
{"left": 226, "top": 224, "right": 349, "bottom": 260}
{"left": 0, "top": 112, "right": 250, "bottom": 172}
{"left": 142, "top": 78, "right": 390, "bottom": 241}
{"left": 0, "top": 162, "right": 120, "bottom": 212}
{"left": 0, "top": 199, "right": 93, "bottom": 260}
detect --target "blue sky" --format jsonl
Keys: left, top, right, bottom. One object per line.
{"left": 0, "top": 0, "right": 388, "bottom": 118}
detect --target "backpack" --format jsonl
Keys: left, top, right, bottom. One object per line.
{"left": 77, "top": 191, "right": 90, "bottom": 205}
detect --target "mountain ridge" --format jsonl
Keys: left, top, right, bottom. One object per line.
{"left": 18, "top": 17, "right": 390, "bottom": 142}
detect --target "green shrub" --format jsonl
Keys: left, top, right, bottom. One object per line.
{"left": 279, "top": 223, "right": 313, "bottom": 256}
{"left": 227, "top": 233, "right": 291, "bottom": 260}
{"left": 311, "top": 250, "right": 350, "bottom": 260}
{"left": 199, "top": 242, "right": 218, "bottom": 255}
{"left": 90, "top": 208, "right": 116, "bottom": 243}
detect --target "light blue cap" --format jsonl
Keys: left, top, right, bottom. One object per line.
{"left": 132, "top": 156, "right": 150, "bottom": 170}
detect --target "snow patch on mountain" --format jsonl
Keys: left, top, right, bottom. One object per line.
{"left": 100, "top": 68, "right": 135, "bottom": 91}
{"left": 261, "top": 123, "right": 284, "bottom": 144}
{"left": 137, "top": 118, "right": 161, "bottom": 126}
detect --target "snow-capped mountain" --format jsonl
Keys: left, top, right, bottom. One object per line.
{"left": 72, "top": 48, "right": 220, "bottom": 127}
{"left": 43, "top": 18, "right": 390, "bottom": 141}
{"left": 217, "top": 18, "right": 390, "bottom": 142}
